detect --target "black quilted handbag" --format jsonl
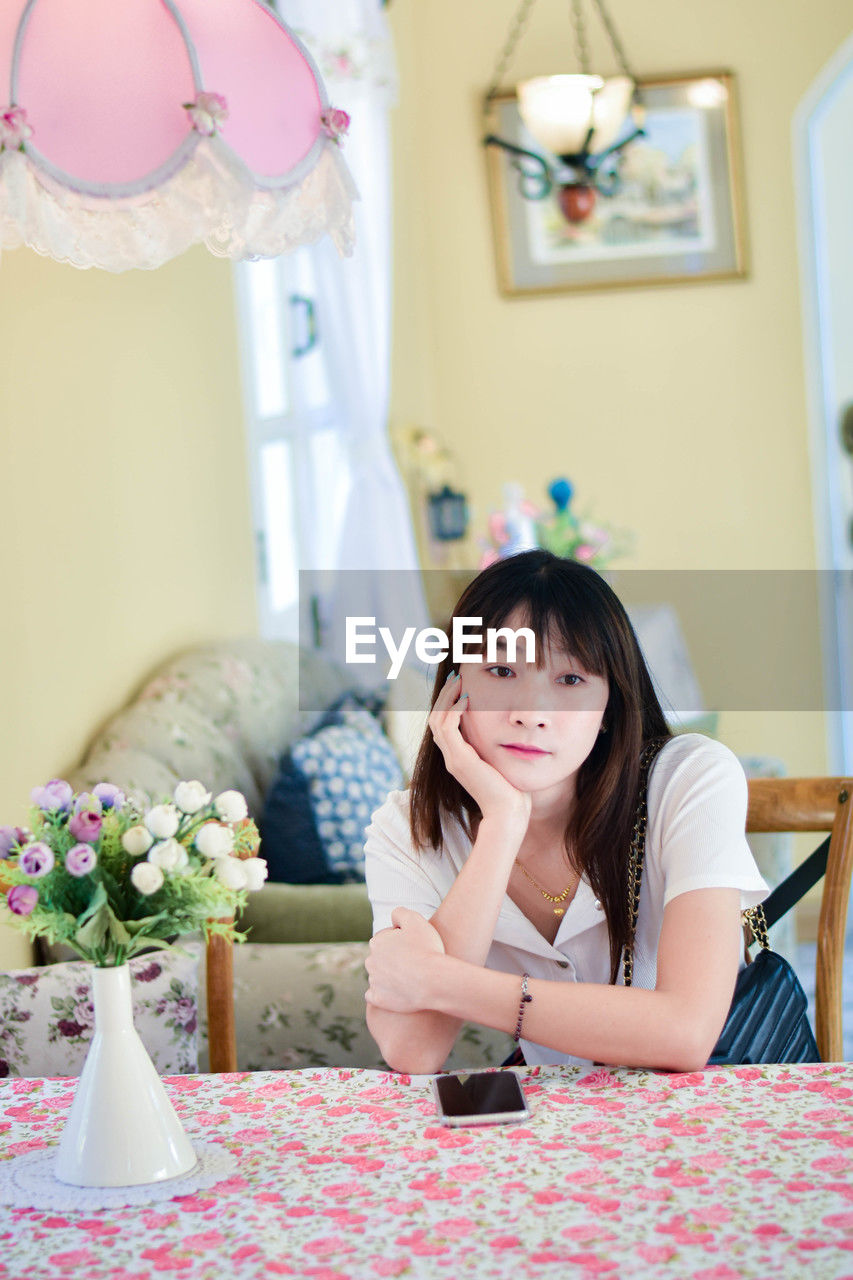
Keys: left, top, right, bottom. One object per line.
{"left": 625, "top": 741, "right": 821, "bottom": 1066}
{"left": 706, "top": 920, "right": 818, "bottom": 1065}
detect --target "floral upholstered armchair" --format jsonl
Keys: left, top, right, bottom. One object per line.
{"left": 0, "top": 947, "right": 201, "bottom": 1078}
{"left": 59, "top": 638, "right": 515, "bottom": 1072}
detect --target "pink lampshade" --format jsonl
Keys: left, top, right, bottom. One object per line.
{"left": 0, "top": 0, "right": 356, "bottom": 269}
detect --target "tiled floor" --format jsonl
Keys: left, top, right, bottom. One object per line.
{"left": 794, "top": 932, "right": 853, "bottom": 1060}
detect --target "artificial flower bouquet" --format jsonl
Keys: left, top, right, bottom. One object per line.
{"left": 535, "top": 477, "right": 631, "bottom": 568}
{"left": 0, "top": 779, "right": 267, "bottom": 966}
{"left": 480, "top": 477, "right": 632, "bottom": 571}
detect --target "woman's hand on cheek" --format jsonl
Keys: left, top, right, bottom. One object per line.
{"left": 429, "top": 671, "right": 531, "bottom": 829}
{"left": 365, "top": 907, "right": 445, "bottom": 1014}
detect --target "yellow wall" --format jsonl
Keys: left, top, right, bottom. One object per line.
{"left": 0, "top": 247, "right": 255, "bottom": 964}
{"left": 1, "top": 2, "right": 849, "bottom": 963}
{"left": 388, "top": 0, "right": 851, "bottom": 778}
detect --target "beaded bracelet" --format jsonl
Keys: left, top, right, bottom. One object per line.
{"left": 513, "top": 972, "right": 533, "bottom": 1043}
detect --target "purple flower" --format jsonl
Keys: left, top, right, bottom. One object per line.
{"left": 135, "top": 961, "right": 162, "bottom": 983}
{"left": 7, "top": 884, "right": 38, "bottom": 916}
{"left": 68, "top": 809, "right": 102, "bottom": 844}
{"left": 73, "top": 999, "right": 96, "bottom": 1028}
{"left": 0, "top": 826, "right": 20, "bottom": 858}
{"left": 174, "top": 997, "right": 196, "bottom": 1030}
{"left": 73, "top": 792, "right": 102, "bottom": 815}
{"left": 19, "top": 842, "right": 54, "bottom": 878}
{"left": 56, "top": 1019, "right": 85, "bottom": 1039}
{"left": 320, "top": 107, "right": 350, "bottom": 143}
{"left": 30, "top": 779, "right": 73, "bottom": 813}
{"left": 93, "top": 783, "right": 125, "bottom": 811}
{"left": 65, "top": 843, "right": 97, "bottom": 877}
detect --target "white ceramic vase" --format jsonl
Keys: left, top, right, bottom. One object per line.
{"left": 55, "top": 963, "right": 197, "bottom": 1187}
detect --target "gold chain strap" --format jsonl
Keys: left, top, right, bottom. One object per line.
{"left": 623, "top": 740, "right": 772, "bottom": 985}
{"left": 742, "top": 902, "right": 770, "bottom": 950}
{"left": 622, "top": 739, "right": 668, "bottom": 987}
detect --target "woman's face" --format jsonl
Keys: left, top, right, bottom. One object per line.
{"left": 458, "top": 608, "right": 609, "bottom": 806}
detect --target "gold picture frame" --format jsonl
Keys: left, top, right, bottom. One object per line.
{"left": 484, "top": 71, "right": 748, "bottom": 297}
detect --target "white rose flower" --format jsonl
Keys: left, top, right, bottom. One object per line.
{"left": 147, "top": 838, "right": 189, "bottom": 873}
{"left": 144, "top": 804, "right": 180, "bottom": 840}
{"left": 131, "top": 862, "right": 165, "bottom": 895}
{"left": 195, "top": 822, "right": 235, "bottom": 858}
{"left": 242, "top": 856, "right": 268, "bottom": 892}
{"left": 122, "top": 824, "right": 154, "bottom": 856}
{"left": 173, "top": 780, "right": 212, "bottom": 814}
{"left": 213, "top": 790, "right": 248, "bottom": 823}
{"left": 213, "top": 857, "right": 248, "bottom": 891}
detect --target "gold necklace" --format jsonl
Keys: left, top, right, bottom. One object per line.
{"left": 515, "top": 861, "right": 575, "bottom": 916}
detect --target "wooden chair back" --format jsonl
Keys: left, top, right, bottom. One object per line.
{"left": 206, "top": 923, "right": 237, "bottom": 1072}
{"left": 746, "top": 778, "right": 853, "bottom": 1061}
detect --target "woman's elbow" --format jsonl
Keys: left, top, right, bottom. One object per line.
{"left": 366, "top": 1009, "right": 450, "bottom": 1076}
{"left": 384, "top": 1044, "right": 449, "bottom": 1075}
{"left": 663, "top": 1016, "right": 724, "bottom": 1073}
{"left": 665, "top": 1045, "right": 712, "bottom": 1074}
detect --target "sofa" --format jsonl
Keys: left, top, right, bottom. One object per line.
{"left": 63, "top": 638, "right": 515, "bottom": 1071}
{"left": 55, "top": 636, "right": 792, "bottom": 1074}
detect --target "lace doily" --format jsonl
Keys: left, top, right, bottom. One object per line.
{"left": 0, "top": 1140, "right": 237, "bottom": 1210}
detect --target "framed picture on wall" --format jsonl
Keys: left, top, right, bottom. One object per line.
{"left": 483, "top": 71, "right": 748, "bottom": 297}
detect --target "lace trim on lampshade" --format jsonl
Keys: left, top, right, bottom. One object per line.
{"left": 218, "top": 144, "right": 358, "bottom": 261}
{"left": 0, "top": 138, "right": 356, "bottom": 270}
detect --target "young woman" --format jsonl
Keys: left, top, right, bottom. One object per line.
{"left": 363, "top": 551, "right": 768, "bottom": 1075}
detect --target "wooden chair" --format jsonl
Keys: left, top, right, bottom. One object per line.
{"left": 747, "top": 778, "right": 853, "bottom": 1062}
{"left": 200, "top": 778, "right": 853, "bottom": 1070}
{"left": 206, "top": 924, "right": 237, "bottom": 1072}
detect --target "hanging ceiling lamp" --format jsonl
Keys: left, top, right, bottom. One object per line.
{"left": 0, "top": 0, "right": 357, "bottom": 271}
{"left": 484, "top": 0, "right": 645, "bottom": 223}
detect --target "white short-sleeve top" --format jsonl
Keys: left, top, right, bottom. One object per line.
{"left": 364, "top": 734, "right": 769, "bottom": 1068}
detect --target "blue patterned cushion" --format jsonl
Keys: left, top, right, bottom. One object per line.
{"left": 260, "top": 699, "right": 403, "bottom": 884}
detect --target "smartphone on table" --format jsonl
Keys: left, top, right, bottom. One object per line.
{"left": 430, "top": 1070, "right": 531, "bottom": 1127}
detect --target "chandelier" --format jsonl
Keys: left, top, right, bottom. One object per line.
{"left": 483, "top": 0, "right": 645, "bottom": 223}
{"left": 0, "top": 0, "right": 357, "bottom": 271}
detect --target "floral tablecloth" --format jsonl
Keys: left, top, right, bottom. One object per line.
{"left": 1, "top": 1063, "right": 852, "bottom": 1279}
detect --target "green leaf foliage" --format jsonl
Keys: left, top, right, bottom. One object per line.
{"left": 1, "top": 785, "right": 262, "bottom": 965}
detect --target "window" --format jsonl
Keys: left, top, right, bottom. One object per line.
{"left": 234, "top": 248, "right": 353, "bottom": 642}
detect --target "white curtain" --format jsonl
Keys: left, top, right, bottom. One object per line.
{"left": 279, "top": 0, "right": 430, "bottom": 669}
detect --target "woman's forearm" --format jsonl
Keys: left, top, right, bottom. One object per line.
{"left": 427, "top": 814, "right": 523, "bottom": 964}
{"left": 367, "top": 814, "right": 525, "bottom": 1073}
{"left": 422, "top": 955, "right": 728, "bottom": 1073}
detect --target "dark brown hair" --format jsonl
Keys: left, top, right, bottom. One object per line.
{"left": 409, "top": 550, "right": 671, "bottom": 982}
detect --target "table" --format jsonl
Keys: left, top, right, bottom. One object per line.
{"left": 1, "top": 1062, "right": 852, "bottom": 1279}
